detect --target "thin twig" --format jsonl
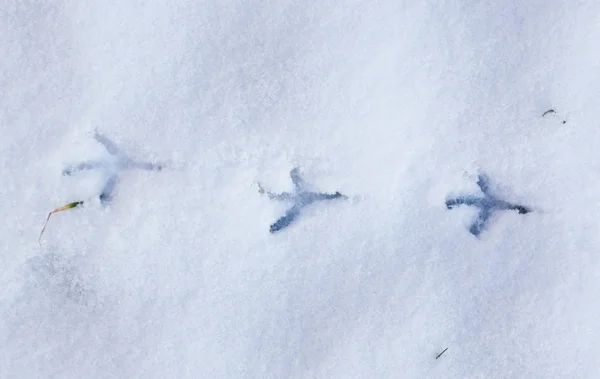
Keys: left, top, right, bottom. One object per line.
{"left": 435, "top": 348, "right": 449, "bottom": 359}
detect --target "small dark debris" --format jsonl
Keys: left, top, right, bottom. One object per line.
{"left": 436, "top": 348, "right": 449, "bottom": 359}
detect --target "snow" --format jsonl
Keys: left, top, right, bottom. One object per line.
{"left": 1, "top": 0, "right": 600, "bottom": 378}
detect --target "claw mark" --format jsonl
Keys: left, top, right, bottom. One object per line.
{"left": 64, "top": 131, "right": 164, "bottom": 201}
{"left": 62, "top": 162, "right": 108, "bottom": 176}
{"left": 99, "top": 174, "right": 118, "bottom": 204}
{"left": 39, "top": 132, "right": 163, "bottom": 244}
{"left": 93, "top": 131, "right": 122, "bottom": 157}
{"left": 258, "top": 168, "right": 347, "bottom": 233}
{"left": 446, "top": 174, "right": 531, "bottom": 236}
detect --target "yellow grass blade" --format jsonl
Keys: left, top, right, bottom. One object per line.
{"left": 38, "top": 201, "right": 84, "bottom": 245}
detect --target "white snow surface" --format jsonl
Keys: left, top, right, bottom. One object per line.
{"left": 2, "top": 1, "right": 600, "bottom": 378}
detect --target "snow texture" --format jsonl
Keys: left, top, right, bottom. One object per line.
{"left": 2, "top": 1, "right": 600, "bottom": 378}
